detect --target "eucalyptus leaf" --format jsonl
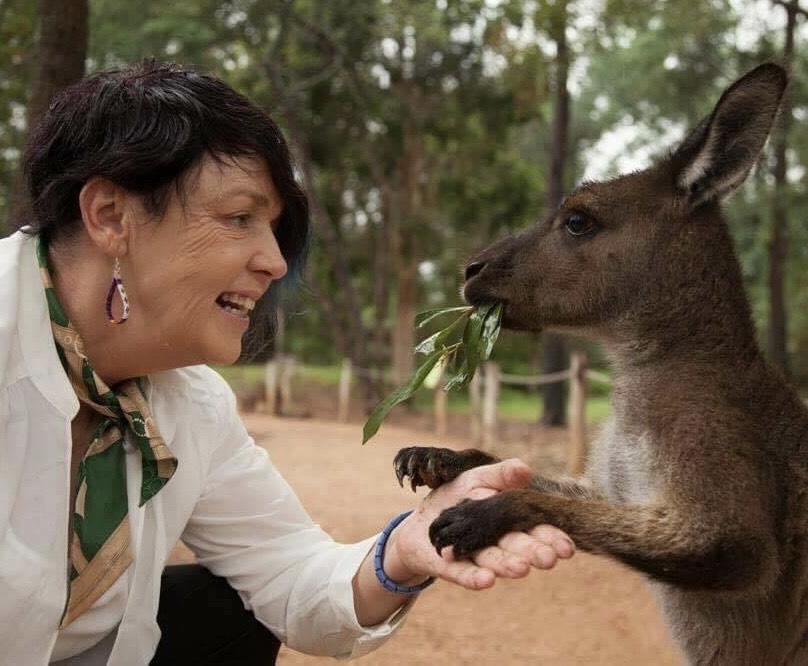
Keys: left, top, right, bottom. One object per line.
{"left": 414, "top": 330, "right": 442, "bottom": 356}
{"left": 444, "top": 366, "right": 471, "bottom": 391}
{"left": 414, "top": 311, "right": 469, "bottom": 355}
{"left": 447, "top": 344, "right": 467, "bottom": 376}
{"left": 460, "top": 303, "right": 493, "bottom": 382}
{"left": 362, "top": 302, "right": 504, "bottom": 444}
{"left": 362, "top": 348, "right": 446, "bottom": 444}
{"left": 479, "top": 303, "right": 503, "bottom": 361}
{"left": 422, "top": 355, "right": 446, "bottom": 390}
{"left": 415, "top": 306, "right": 472, "bottom": 329}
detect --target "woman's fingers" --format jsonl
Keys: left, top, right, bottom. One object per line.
{"left": 433, "top": 558, "right": 497, "bottom": 590}
{"left": 470, "top": 545, "right": 532, "bottom": 578}
{"left": 526, "top": 524, "right": 576, "bottom": 559}
{"left": 494, "top": 529, "right": 572, "bottom": 570}
{"left": 442, "top": 525, "right": 575, "bottom": 580}
{"left": 438, "top": 525, "right": 576, "bottom": 584}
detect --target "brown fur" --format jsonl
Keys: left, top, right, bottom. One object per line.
{"left": 395, "top": 64, "right": 808, "bottom": 664}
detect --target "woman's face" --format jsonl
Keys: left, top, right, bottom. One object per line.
{"left": 125, "top": 154, "right": 287, "bottom": 367}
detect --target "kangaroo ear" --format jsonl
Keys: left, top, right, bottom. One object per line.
{"left": 672, "top": 63, "right": 787, "bottom": 207}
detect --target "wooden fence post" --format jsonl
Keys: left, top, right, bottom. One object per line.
{"left": 482, "top": 362, "right": 500, "bottom": 450}
{"left": 264, "top": 358, "right": 279, "bottom": 416}
{"left": 433, "top": 373, "right": 448, "bottom": 437}
{"left": 566, "top": 351, "right": 588, "bottom": 476}
{"left": 279, "top": 354, "right": 296, "bottom": 413}
{"left": 469, "top": 371, "right": 482, "bottom": 444}
{"left": 337, "top": 358, "right": 352, "bottom": 422}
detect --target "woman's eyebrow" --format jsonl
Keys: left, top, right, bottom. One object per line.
{"left": 221, "top": 187, "right": 271, "bottom": 206}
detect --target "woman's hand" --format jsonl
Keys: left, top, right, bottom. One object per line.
{"left": 381, "top": 459, "right": 575, "bottom": 591}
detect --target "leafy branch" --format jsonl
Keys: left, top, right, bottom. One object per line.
{"left": 362, "top": 303, "right": 503, "bottom": 444}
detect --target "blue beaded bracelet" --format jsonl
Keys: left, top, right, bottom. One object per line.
{"left": 374, "top": 510, "right": 436, "bottom": 594}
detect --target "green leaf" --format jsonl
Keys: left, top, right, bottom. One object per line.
{"left": 446, "top": 344, "right": 467, "bottom": 375}
{"left": 444, "top": 364, "right": 472, "bottom": 391}
{"left": 441, "top": 303, "right": 500, "bottom": 391}
{"left": 414, "top": 311, "right": 468, "bottom": 355}
{"left": 415, "top": 306, "right": 472, "bottom": 329}
{"left": 362, "top": 348, "right": 446, "bottom": 444}
{"left": 363, "top": 302, "right": 504, "bottom": 443}
{"left": 479, "top": 303, "right": 503, "bottom": 361}
{"left": 422, "top": 355, "right": 447, "bottom": 389}
{"left": 460, "top": 303, "right": 493, "bottom": 381}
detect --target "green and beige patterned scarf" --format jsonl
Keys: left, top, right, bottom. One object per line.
{"left": 36, "top": 237, "right": 178, "bottom": 628}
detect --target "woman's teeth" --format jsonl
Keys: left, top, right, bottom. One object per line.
{"left": 218, "top": 293, "right": 256, "bottom": 315}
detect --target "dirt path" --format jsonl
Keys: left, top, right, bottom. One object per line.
{"left": 236, "top": 414, "right": 682, "bottom": 665}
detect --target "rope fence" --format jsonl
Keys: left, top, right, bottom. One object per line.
{"left": 263, "top": 352, "right": 611, "bottom": 476}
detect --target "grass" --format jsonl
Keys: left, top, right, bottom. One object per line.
{"left": 215, "top": 362, "right": 612, "bottom": 425}
{"left": 213, "top": 364, "right": 264, "bottom": 387}
{"left": 410, "top": 383, "right": 610, "bottom": 425}
{"left": 214, "top": 363, "right": 343, "bottom": 387}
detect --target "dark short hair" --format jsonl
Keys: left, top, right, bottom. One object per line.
{"left": 23, "top": 60, "right": 310, "bottom": 355}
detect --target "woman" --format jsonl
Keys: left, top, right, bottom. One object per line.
{"left": 0, "top": 61, "right": 574, "bottom": 665}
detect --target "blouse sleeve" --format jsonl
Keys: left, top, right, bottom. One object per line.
{"left": 179, "top": 376, "right": 415, "bottom": 659}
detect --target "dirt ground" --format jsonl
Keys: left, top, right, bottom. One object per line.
{"left": 220, "top": 410, "right": 684, "bottom": 666}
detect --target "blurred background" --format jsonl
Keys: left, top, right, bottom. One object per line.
{"left": 2, "top": 0, "right": 807, "bottom": 432}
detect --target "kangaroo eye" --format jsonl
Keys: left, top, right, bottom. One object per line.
{"left": 564, "top": 213, "right": 595, "bottom": 237}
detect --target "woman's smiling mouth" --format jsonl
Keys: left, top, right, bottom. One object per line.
{"left": 216, "top": 292, "right": 256, "bottom": 319}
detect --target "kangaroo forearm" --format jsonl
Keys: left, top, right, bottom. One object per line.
{"left": 431, "top": 489, "right": 772, "bottom": 592}
{"left": 511, "top": 491, "right": 772, "bottom": 591}
{"left": 529, "top": 474, "right": 598, "bottom": 501}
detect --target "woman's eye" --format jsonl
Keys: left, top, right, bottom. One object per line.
{"left": 231, "top": 213, "right": 251, "bottom": 227}
{"left": 564, "top": 213, "right": 594, "bottom": 236}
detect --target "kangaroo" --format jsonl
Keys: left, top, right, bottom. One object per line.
{"left": 395, "top": 63, "right": 808, "bottom": 665}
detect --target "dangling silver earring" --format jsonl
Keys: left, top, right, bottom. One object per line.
{"left": 105, "top": 257, "right": 130, "bottom": 324}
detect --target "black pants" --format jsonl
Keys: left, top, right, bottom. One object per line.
{"left": 150, "top": 564, "right": 281, "bottom": 666}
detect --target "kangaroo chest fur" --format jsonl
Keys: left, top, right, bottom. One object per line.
{"left": 588, "top": 416, "right": 659, "bottom": 505}
{"left": 586, "top": 402, "right": 808, "bottom": 665}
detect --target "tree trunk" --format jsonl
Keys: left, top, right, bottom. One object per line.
{"left": 392, "top": 264, "right": 418, "bottom": 385}
{"left": 540, "top": 1, "right": 570, "bottom": 427}
{"left": 7, "top": 0, "right": 88, "bottom": 231}
{"left": 767, "top": 0, "right": 804, "bottom": 377}
{"left": 390, "top": 115, "right": 423, "bottom": 386}
{"left": 368, "top": 181, "right": 394, "bottom": 402}
{"left": 263, "top": 45, "right": 376, "bottom": 406}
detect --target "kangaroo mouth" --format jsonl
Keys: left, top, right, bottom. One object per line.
{"left": 476, "top": 298, "right": 541, "bottom": 333}
{"left": 463, "top": 279, "right": 498, "bottom": 309}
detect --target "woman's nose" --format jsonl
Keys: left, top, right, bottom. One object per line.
{"left": 252, "top": 229, "right": 288, "bottom": 280}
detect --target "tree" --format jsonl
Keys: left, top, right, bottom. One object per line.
{"left": 0, "top": 1, "right": 37, "bottom": 235}
{"left": 540, "top": 0, "right": 571, "bottom": 427}
{"left": 6, "top": 0, "right": 88, "bottom": 231}
{"left": 768, "top": 0, "right": 807, "bottom": 377}
{"left": 254, "top": 0, "right": 544, "bottom": 406}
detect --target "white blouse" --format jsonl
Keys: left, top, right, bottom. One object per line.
{"left": 0, "top": 231, "right": 410, "bottom": 665}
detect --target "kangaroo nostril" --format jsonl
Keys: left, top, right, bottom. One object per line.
{"left": 465, "top": 261, "right": 486, "bottom": 281}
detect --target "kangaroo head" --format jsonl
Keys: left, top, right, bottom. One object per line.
{"left": 463, "top": 63, "right": 787, "bottom": 347}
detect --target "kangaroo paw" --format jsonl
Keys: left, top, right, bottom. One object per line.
{"left": 429, "top": 492, "right": 541, "bottom": 558}
{"left": 394, "top": 446, "right": 499, "bottom": 491}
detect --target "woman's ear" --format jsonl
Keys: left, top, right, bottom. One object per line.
{"left": 78, "top": 177, "right": 130, "bottom": 257}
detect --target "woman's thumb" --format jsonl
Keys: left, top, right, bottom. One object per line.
{"left": 467, "top": 458, "right": 533, "bottom": 491}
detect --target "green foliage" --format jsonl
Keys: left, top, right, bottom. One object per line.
{"left": 362, "top": 303, "right": 502, "bottom": 443}
{"left": 0, "top": 0, "right": 37, "bottom": 234}
{"left": 3, "top": 1, "right": 808, "bottom": 381}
